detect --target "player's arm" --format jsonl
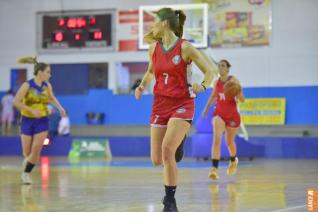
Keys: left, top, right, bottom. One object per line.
{"left": 139, "top": 45, "right": 154, "bottom": 88}
{"left": 202, "top": 81, "right": 218, "bottom": 117}
{"left": 205, "top": 81, "right": 218, "bottom": 108}
{"left": 135, "top": 44, "right": 155, "bottom": 100}
{"left": 47, "top": 82, "right": 66, "bottom": 116}
{"left": 13, "top": 82, "right": 31, "bottom": 112}
{"left": 181, "top": 42, "right": 218, "bottom": 93}
{"left": 199, "top": 50, "right": 218, "bottom": 75}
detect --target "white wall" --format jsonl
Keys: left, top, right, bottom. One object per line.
{"left": 0, "top": 0, "right": 317, "bottom": 91}
{"left": 211, "top": 0, "right": 318, "bottom": 87}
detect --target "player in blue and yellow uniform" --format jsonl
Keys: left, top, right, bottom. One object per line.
{"left": 14, "top": 56, "right": 66, "bottom": 184}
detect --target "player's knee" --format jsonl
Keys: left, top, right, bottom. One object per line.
{"left": 151, "top": 158, "right": 162, "bottom": 166}
{"left": 162, "top": 144, "right": 174, "bottom": 162}
{"left": 151, "top": 152, "right": 162, "bottom": 166}
{"left": 226, "top": 140, "right": 234, "bottom": 146}
{"left": 31, "top": 145, "right": 43, "bottom": 154}
{"left": 213, "top": 138, "right": 222, "bottom": 146}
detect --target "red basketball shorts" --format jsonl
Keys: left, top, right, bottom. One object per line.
{"left": 213, "top": 111, "right": 241, "bottom": 128}
{"left": 150, "top": 95, "right": 194, "bottom": 127}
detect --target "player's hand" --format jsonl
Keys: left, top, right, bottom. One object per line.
{"left": 59, "top": 107, "right": 67, "bottom": 117}
{"left": 202, "top": 107, "right": 208, "bottom": 118}
{"left": 30, "top": 109, "right": 41, "bottom": 118}
{"left": 192, "top": 83, "right": 205, "bottom": 94}
{"left": 135, "top": 85, "right": 144, "bottom": 100}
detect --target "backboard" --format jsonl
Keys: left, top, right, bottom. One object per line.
{"left": 138, "top": 4, "right": 209, "bottom": 49}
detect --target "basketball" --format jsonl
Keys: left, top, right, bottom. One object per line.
{"left": 224, "top": 80, "right": 241, "bottom": 98}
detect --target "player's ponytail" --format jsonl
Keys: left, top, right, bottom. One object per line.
{"left": 157, "top": 8, "right": 186, "bottom": 38}
{"left": 174, "top": 10, "right": 186, "bottom": 38}
{"left": 17, "top": 56, "right": 49, "bottom": 76}
{"left": 17, "top": 56, "right": 37, "bottom": 65}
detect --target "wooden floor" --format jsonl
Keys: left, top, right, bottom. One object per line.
{"left": 0, "top": 157, "right": 317, "bottom": 212}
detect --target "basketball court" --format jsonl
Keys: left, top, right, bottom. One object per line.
{"left": 0, "top": 1, "right": 318, "bottom": 212}
{"left": 1, "top": 157, "right": 317, "bottom": 211}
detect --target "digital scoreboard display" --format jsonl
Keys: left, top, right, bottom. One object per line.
{"left": 37, "top": 10, "right": 115, "bottom": 52}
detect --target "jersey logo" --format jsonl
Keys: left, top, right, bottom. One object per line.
{"left": 41, "top": 90, "right": 47, "bottom": 95}
{"left": 219, "top": 93, "right": 226, "bottom": 100}
{"left": 31, "top": 88, "right": 42, "bottom": 96}
{"left": 176, "top": 107, "right": 186, "bottom": 113}
{"left": 172, "top": 55, "right": 181, "bottom": 65}
{"left": 229, "top": 121, "right": 236, "bottom": 127}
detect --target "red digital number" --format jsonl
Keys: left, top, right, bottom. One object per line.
{"left": 67, "top": 17, "right": 86, "bottom": 28}
{"left": 74, "top": 33, "right": 81, "bottom": 41}
{"left": 57, "top": 18, "right": 65, "bottom": 27}
{"left": 94, "top": 31, "right": 102, "bottom": 40}
{"left": 54, "top": 32, "right": 64, "bottom": 42}
{"left": 89, "top": 17, "right": 96, "bottom": 25}
{"left": 77, "top": 18, "right": 86, "bottom": 28}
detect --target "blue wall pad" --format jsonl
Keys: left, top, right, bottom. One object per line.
{"left": 191, "top": 134, "right": 265, "bottom": 159}
{"left": 2, "top": 86, "right": 318, "bottom": 125}
{"left": 249, "top": 137, "right": 318, "bottom": 158}
{"left": 43, "top": 86, "right": 318, "bottom": 125}
{"left": 1, "top": 136, "right": 317, "bottom": 158}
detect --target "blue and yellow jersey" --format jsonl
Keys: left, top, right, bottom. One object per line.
{"left": 21, "top": 79, "right": 49, "bottom": 118}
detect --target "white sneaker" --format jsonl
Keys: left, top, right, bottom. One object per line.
{"left": 227, "top": 157, "right": 239, "bottom": 175}
{"left": 22, "top": 159, "right": 27, "bottom": 171}
{"left": 21, "top": 173, "right": 32, "bottom": 185}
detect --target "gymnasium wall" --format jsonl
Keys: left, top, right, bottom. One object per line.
{"left": 57, "top": 87, "right": 318, "bottom": 125}
{"left": 0, "top": 0, "right": 317, "bottom": 90}
{"left": 1, "top": 136, "right": 317, "bottom": 158}
{"left": 0, "top": 0, "right": 317, "bottom": 126}
{"left": 0, "top": 0, "right": 170, "bottom": 91}
{"left": 2, "top": 84, "right": 317, "bottom": 125}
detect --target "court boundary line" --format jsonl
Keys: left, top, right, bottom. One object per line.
{"left": 271, "top": 204, "right": 306, "bottom": 212}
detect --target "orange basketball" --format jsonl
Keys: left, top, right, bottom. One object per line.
{"left": 224, "top": 80, "right": 241, "bottom": 98}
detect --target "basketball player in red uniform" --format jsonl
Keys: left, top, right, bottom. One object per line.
{"left": 202, "top": 59, "right": 245, "bottom": 180}
{"left": 203, "top": 60, "right": 245, "bottom": 180}
{"left": 135, "top": 8, "right": 217, "bottom": 212}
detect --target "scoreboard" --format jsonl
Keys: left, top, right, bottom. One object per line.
{"left": 36, "top": 10, "right": 115, "bottom": 52}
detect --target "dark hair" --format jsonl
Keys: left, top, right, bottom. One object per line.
{"left": 6, "top": 89, "right": 13, "bottom": 95}
{"left": 220, "top": 59, "right": 231, "bottom": 68}
{"left": 157, "top": 8, "right": 186, "bottom": 38}
{"left": 17, "top": 56, "right": 49, "bottom": 76}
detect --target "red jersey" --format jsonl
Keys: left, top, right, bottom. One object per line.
{"left": 214, "top": 76, "right": 239, "bottom": 119}
{"left": 152, "top": 38, "right": 193, "bottom": 98}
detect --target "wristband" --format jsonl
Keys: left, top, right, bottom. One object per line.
{"left": 201, "top": 83, "right": 207, "bottom": 90}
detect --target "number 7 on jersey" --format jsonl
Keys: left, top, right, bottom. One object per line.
{"left": 163, "top": 73, "right": 169, "bottom": 85}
